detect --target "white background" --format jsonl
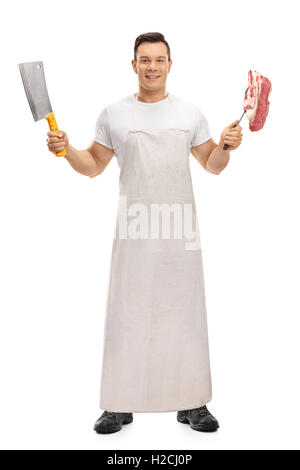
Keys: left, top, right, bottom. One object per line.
{"left": 1, "top": 0, "right": 299, "bottom": 450}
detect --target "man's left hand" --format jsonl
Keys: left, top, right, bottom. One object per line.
{"left": 220, "top": 120, "right": 243, "bottom": 151}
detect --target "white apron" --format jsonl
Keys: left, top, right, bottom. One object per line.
{"left": 99, "top": 95, "right": 212, "bottom": 412}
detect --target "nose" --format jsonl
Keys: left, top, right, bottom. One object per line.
{"left": 147, "top": 60, "right": 158, "bottom": 70}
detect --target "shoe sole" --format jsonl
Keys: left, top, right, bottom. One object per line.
{"left": 177, "top": 416, "right": 219, "bottom": 432}
{"left": 191, "top": 424, "right": 219, "bottom": 432}
{"left": 94, "top": 426, "right": 122, "bottom": 434}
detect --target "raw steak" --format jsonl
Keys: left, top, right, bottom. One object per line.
{"left": 244, "top": 70, "right": 272, "bottom": 131}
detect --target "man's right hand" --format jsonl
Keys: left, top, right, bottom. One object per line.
{"left": 47, "top": 130, "right": 70, "bottom": 155}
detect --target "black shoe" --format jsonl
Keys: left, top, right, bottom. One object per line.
{"left": 177, "top": 405, "right": 219, "bottom": 432}
{"left": 93, "top": 411, "right": 133, "bottom": 434}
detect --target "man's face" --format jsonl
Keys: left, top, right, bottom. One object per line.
{"left": 132, "top": 41, "right": 172, "bottom": 91}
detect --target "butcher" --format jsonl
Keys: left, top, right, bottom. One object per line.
{"left": 46, "top": 32, "right": 243, "bottom": 434}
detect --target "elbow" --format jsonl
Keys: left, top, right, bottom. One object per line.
{"left": 206, "top": 166, "right": 222, "bottom": 175}
{"left": 88, "top": 168, "right": 104, "bottom": 178}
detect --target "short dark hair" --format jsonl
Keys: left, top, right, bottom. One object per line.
{"left": 134, "top": 32, "right": 171, "bottom": 62}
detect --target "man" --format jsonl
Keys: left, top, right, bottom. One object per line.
{"left": 47, "top": 32, "right": 242, "bottom": 434}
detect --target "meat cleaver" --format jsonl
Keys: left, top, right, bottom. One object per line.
{"left": 18, "top": 61, "right": 66, "bottom": 157}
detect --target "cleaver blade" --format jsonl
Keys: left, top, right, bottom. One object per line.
{"left": 18, "top": 61, "right": 53, "bottom": 121}
{"left": 18, "top": 60, "right": 66, "bottom": 156}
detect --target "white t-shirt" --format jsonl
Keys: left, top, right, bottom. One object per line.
{"left": 94, "top": 92, "right": 212, "bottom": 166}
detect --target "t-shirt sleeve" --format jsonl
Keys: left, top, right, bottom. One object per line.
{"left": 94, "top": 107, "right": 114, "bottom": 149}
{"left": 191, "top": 107, "right": 212, "bottom": 147}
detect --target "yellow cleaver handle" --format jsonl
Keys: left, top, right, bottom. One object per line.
{"left": 45, "top": 112, "right": 67, "bottom": 157}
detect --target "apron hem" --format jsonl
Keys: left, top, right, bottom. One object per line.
{"left": 100, "top": 397, "right": 212, "bottom": 413}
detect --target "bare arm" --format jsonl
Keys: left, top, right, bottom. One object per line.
{"left": 64, "top": 141, "right": 115, "bottom": 177}
{"left": 190, "top": 120, "right": 243, "bottom": 174}
{"left": 86, "top": 141, "right": 115, "bottom": 177}
{"left": 47, "top": 131, "right": 115, "bottom": 177}
{"left": 205, "top": 141, "right": 230, "bottom": 174}
{"left": 191, "top": 138, "right": 230, "bottom": 175}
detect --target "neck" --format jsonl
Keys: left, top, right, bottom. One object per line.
{"left": 135, "top": 88, "right": 168, "bottom": 103}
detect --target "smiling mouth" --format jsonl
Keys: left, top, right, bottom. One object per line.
{"left": 145, "top": 75, "right": 160, "bottom": 80}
